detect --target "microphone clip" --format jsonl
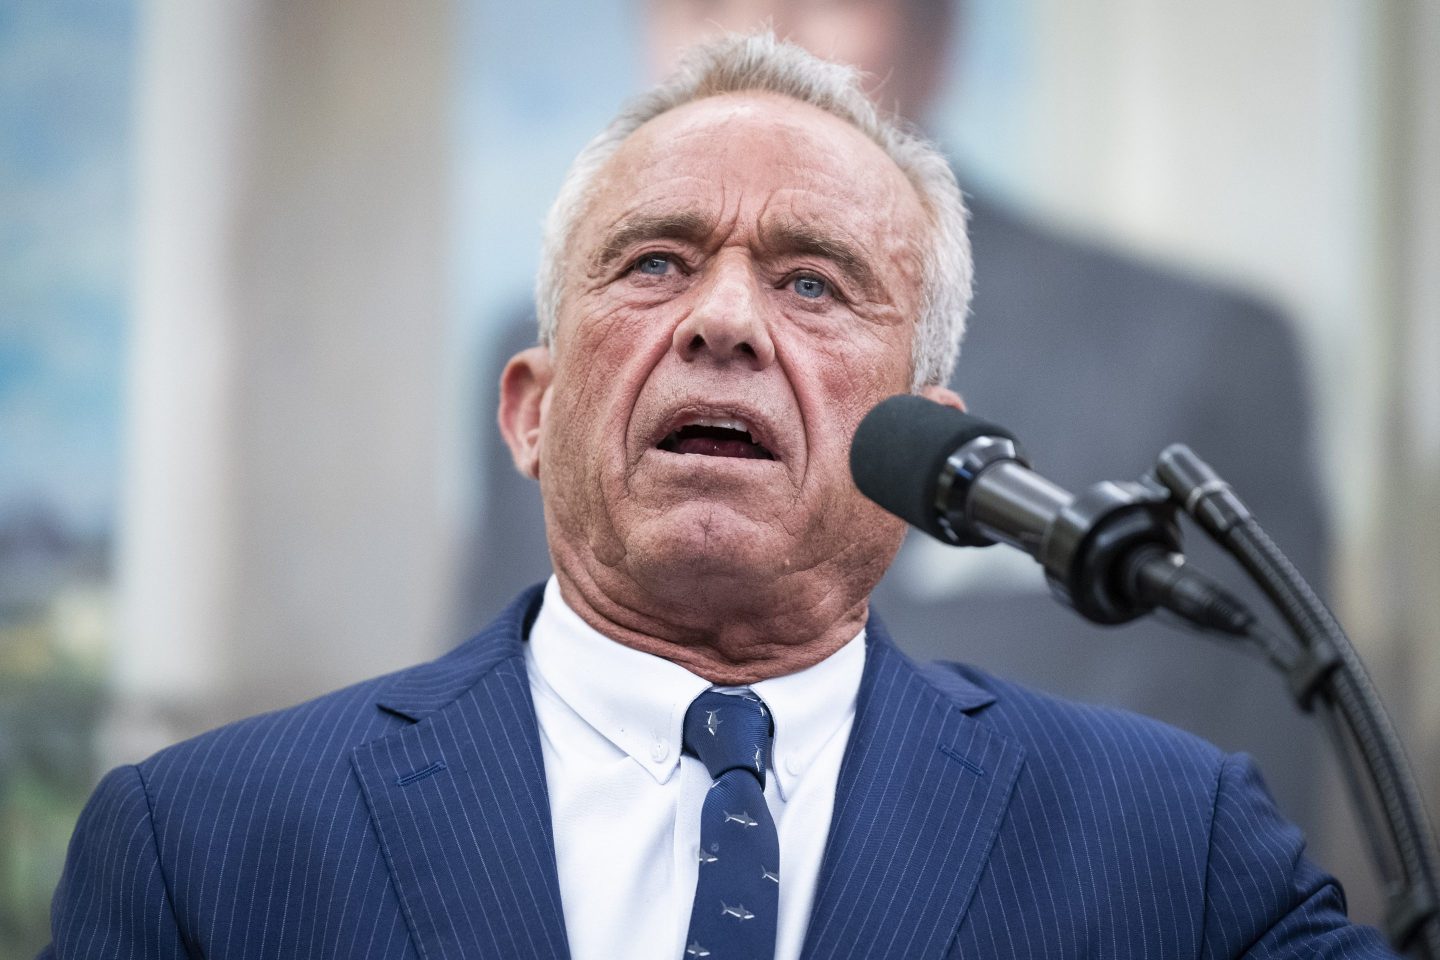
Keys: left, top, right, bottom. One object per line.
{"left": 1040, "top": 478, "right": 1184, "bottom": 625}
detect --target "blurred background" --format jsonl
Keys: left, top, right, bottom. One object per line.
{"left": 2, "top": 0, "right": 1437, "bottom": 954}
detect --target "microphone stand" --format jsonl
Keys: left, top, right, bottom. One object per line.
{"left": 850, "top": 394, "right": 1436, "bottom": 951}
{"left": 1150, "top": 445, "right": 1440, "bottom": 958}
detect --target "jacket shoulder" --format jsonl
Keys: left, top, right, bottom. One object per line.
{"left": 136, "top": 668, "right": 404, "bottom": 790}
{"left": 925, "top": 658, "right": 1227, "bottom": 788}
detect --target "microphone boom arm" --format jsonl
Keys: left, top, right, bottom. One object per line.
{"left": 1154, "top": 444, "right": 1440, "bottom": 958}
{"left": 931, "top": 420, "right": 1252, "bottom": 634}
{"left": 848, "top": 395, "right": 1438, "bottom": 953}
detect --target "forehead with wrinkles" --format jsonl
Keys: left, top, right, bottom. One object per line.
{"left": 562, "top": 92, "right": 929, "bottom": 321}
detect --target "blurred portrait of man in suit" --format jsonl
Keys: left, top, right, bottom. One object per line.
{"left": 41, "top": 31, "right": 1392, "bottom": 960}
{"left": 467, "top": 0, "right": 1330, "bottom": 859}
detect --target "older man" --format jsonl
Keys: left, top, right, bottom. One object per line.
{"left": 44, "top": 34, "right": 1387, "bottom": 960}
{"left": 468, "top": 0, "right": 1330, "bottom": 865}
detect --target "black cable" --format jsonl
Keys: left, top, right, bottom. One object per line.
{"left": 1156, "top": 445, "right": 1440, "bottom": 957}
{"left": 1230, "top": 521, "right": 1440, "bottom": 955}
{"left": 1242, "top": 621, "right": 1402, "bottom": 901}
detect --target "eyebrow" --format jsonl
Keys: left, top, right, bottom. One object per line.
{"left": 762, "top": 220, "right": 881, "bottom": 297}
{"left": 588, "top": 210, "right": 885, "bottom": 297}
{"left": 590, "top": 211, "right": 717, "bottom": 274}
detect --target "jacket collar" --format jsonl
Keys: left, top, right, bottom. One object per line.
{"left": 372, "top": 587, "right": 1000, "bottom": 723}
{"left": 800, "top": 613, "right": 1025, "bottom": 959}
{"left": 352, "top": 584, "right": 571, "bottom": 960}
{"left": 371, "top": 585, "right": 545, "bottom": 723}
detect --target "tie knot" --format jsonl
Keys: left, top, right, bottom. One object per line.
{"left": 683, "top": 690, "right": 773, "bottom": 786}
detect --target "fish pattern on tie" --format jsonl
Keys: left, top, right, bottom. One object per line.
{"left": 681, "top": 689, "right": 779, "bottom": 960}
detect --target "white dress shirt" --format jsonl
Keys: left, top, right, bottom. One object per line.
{"left": 525, "top": 576, "right": 865, "bottom": 960}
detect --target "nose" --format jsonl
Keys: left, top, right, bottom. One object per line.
{"left": 671, "top": 258, "right": 776, "bottom": 370}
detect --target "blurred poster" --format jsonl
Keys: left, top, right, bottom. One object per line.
{"left": 0, "top": 2, "right": 134, "bottom": 952}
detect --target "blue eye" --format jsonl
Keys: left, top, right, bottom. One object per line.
{"left": 635, "top": 254, "right": 672, "bottom": 276}
{"left": 792, "top": 275, "right": 828, "bottom": 299}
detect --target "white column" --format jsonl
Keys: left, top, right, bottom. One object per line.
{"left": 1371, "top": 0, "right": 1440, "bottom": 841}
{"left": 114, "top": 0, "right": 259, "bottom": 753}
{"left": 114, "top": 0, "right": 456, "bottom": 758}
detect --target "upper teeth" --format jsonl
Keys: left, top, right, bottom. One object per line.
{"left": 684, "top": 416, "right": 750, "bottom": 434}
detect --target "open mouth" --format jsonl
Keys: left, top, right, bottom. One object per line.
{"left": 657, "top": 416, "right": 776, "bottom": 460}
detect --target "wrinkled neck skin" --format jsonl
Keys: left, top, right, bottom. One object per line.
{"left": 547, "top": 532, "right": 899, "bottom": 685}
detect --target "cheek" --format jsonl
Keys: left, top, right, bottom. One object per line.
{"left": 558, "top": 286, "right": 680, "bottom": 357}
{"left": 802, "top": 324, "right": 915, "bottom": 421}
{"left": 546, "top": 298, "right": 671, "bottom": 448}
{"left": 786, "top": 331, "right": 914, "bottom": 509}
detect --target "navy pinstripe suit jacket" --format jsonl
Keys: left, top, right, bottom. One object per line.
{"left": 43, "top": 585, "right": 1392, "bottom": 958}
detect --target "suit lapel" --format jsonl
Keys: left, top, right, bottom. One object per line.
{"left": 801, "top": 618, "right": 1026, "bottom": 960}
{"left": 349, "top": 588, "right": 1021, "bottom": 960}
{"left": 351, "top": 587, "right": 571, "bottom": 960}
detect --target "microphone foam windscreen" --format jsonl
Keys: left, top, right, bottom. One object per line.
{"left": 849, "top": 395, "right": 1014, "bottom": 542}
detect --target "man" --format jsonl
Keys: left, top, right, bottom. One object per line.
{"left": 465, "top": 0, "right": 1329, "bottom": 853}
{"left": 45, "top": 34, "right": 1387, "bottom": 960}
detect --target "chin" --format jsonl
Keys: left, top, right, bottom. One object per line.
{"left": 625, "top": 503, "right": 796, "bottom": 588}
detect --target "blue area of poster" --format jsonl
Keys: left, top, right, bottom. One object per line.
{"left": 0, "top": 0, "right": 132, "bottom": 542}
{"left": 0, "top": 1, "right": 133, "bottom": 952}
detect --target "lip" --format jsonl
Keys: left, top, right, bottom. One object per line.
{"left": 645, "top": 400, "right": 790, "bottom": 464}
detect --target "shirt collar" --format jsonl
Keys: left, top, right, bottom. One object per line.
{"left": 528, "top": 577, "right": 710, "bottom": 784}
{"left": 527, "top": 576, "right": 866, "bottom": 796}
{"left": 750, "top": 627, "right": 865, "bottom": 801}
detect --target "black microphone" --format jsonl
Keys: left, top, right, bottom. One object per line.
{"left": 850, "top": 394, "right": 1252, "bottom": 634}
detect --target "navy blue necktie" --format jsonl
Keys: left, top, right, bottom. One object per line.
{"left": 681, "top": 689, "right": 779, "bottom": 960}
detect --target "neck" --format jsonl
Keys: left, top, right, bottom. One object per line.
{"left": 550, "top": 562, "right": 872, "bottom": 685}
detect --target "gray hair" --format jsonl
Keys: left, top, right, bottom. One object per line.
{"left": 535, "top": 31, "right": 971, "bottom": 388}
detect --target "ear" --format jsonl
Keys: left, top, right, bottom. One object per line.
{"left": 918, "top": 382, "right": 966, "bottom": 412}
{"left": 498, "top": 346, "right": 554, "bottom": 479}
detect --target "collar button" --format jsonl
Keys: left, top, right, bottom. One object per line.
{"left": 785, "top": 755, "right": 803, "bottom": 777}
{"left": 651, "top": 739, "right": 669, "bottom": 763}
